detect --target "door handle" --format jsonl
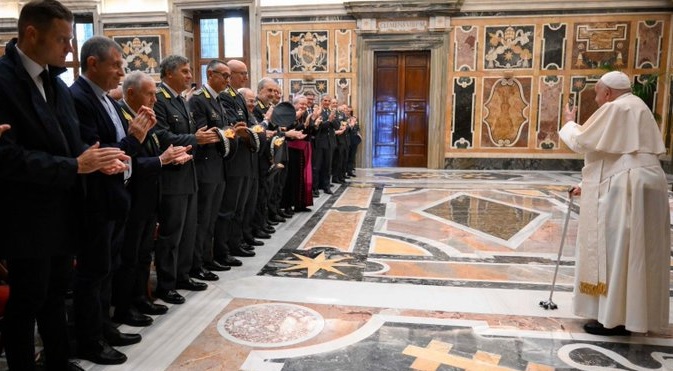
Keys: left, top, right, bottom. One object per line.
{"left": 394, "top": 125, "right": 399, "bottom": 130}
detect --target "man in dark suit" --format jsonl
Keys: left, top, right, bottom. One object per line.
{"left": 312, "top": 94, "right": 340, "bottom": 195}
{"left": 114, "top": 71, "right": 192, "bottom": 326}
{"left": 0, "top": 1, "right": 130, "bottom": 370}
{"left": 190, "top": 59, "right": 237, "bottom": 279}
{"left": 153, "top": 55, "right": 222, "bottom": 305}
{"left": 70, "top": 35, "right": 156, "bottom": 365}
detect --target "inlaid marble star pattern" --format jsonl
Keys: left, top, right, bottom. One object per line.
{"left": 275, "top": 251, "right": 359, "bottom": 278}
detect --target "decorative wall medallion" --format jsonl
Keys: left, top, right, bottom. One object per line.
{"left": 573, "top": 22, "right": 629, "bottom": 69}
{"left": 455, "top": 25, "right": 477, "bottom": 72}
{"left": 290, "top": 31, "right": 329, "bottom": 72}
{"left": 636, "top": 20, "right": 663, "bottom": 69}
{"left": 266, "top": 30, "right": 284, "bottom": 73}
{"left": 482, "top": 78, "right": 530, "bottom": 147}
{"left": 335, "top": 29, "right": 352, "bottom": 73}
{"left": 484, "top": 25, "right": 534, "bottom": 69}
{"left": 290, "top": 79, "right": 328, "bottom": 96}
{"left": 113, "top": 36, "right": 161, "bottom": 75}
{"left": 217, "top": 303, "right": 324, "bottom": 348}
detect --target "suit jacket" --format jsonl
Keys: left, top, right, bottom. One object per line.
{"left": 119, "top": 101, "right": 162, "bottom": 220}
{"left": 313, "top": 108, "right": 340, "bottom": 149}
{"left": 190, "top": 86, "right": 236, "bottom": 183}
{"left": 0, "top": 39, "right": 85, "bottom": 258}
{"left": 219, "top": 86, "right": 255, "bottom": 178}
{"left": 153, "top": 83, "right": 198, "bottom": 195}
{"left": 71, "top": 76, "right": 141, "bottom": 220}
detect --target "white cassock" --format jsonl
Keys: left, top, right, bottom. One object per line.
{"left": 559, "top": 92, "right": 670, "bottom": 333}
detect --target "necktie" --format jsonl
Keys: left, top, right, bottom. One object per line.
{"left": 40, "top": 69, "right": 55, "bottom": 109}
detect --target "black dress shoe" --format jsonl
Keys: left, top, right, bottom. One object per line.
{"left": 190, "top": 267, "right": 220, "bottom": 281}
{"left": 323, "top": 188, "right": 333, "bottom": 195}
{"left": 266, "top": 219, "right": 279, "bottom": 226}
{"left": 230, "top": 247, "right": 256, "bottom": 257}
{"left": 312, "top": 190, "right": 320, "bottom": 197}
{"left": 244, "top": 237, "right": 264, "bottom": 246}
{"left": 135, "top": 298, "right": 168, "bottom": 315}
{"left": 294, "top": 207, "right": 312, "bottom": 212}
{"left": 112, "top": 308, "right": 153, "bottom": 327}
{"left": 103, "top": 327, "right": 142, "bottom": 347}
{"left": 155, "top": 289, "right": 185, "bottom": 304}
{"left": 347, "top": 172, "right": 356, "bottom": 177}
{"left": 263, "top": 225, "right": 276, "bottom": 234}
{"left": 583, "top": 321, "right": 631, "bottom": 336}
{"left": 332, "top": 178, "right": 344, "bottom": 184}
{"left": 240, "top": 242, "right": 255, "bottom": 251}
{"left": 269, "top": 214, "right": 286, "bottom": 223}
{"left": 284, "top": 208, "right": 295, "bottom": 216}
{"left": 176, "top": 278, "right": 208, "bottom": 291}
{"left": 78, "top": 339, "right": 127, "bottom": 365}
{"left": 253, "top": 230, "right": 271, "bottom": 239}
{"left": 216, "top": 256, "right": 243, "bottom": 266}
{"left": 204, "top": 260, "right": 231, "bottom": 272}
{"left": 278, "top": 210, "right": 293, "bottom": 219}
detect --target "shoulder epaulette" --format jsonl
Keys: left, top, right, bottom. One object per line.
{"left": 159, "top": 86, "right": 171, "bottom": 99}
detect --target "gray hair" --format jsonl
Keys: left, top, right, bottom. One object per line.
{"left": 257, "top": 77, "right": 276, "bottom": 94}
{"left": 293, "top": 95, "right": 306, "bottom": 105}
{"left": 122, "top": 71, "right": 153, "bottom": 99}
{"left": 160, "top": 55, "right": 190, "bottom": 79}
{"left": 80, "top": 35, "right": 122, "bottom": 74}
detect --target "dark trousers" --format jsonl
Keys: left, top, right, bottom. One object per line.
{"left": 214, "top": 176, "right": 251, "bottom": 260}
{"left": 4, "top": 256, "right": 73, "bottom": 371}
{"left": 241, "top": 177, "right": 259, "bottom": 241}
{"left": 194, "top": 181, "right": 226, "bottom": 269}
{"left": 74, "top": 214, "right": 125, "bottom": 346}
{"left": 155, "top": 193, "right": 197, "bottom": 292}
{"left": 113, "top": 214, "right": 156, "bottom": 315}
{"left": 347, "top": 140, "right": 360, "bottom": 173}
{"left": 332, "top": 143, "right": 347, "bottom": 180}
{"left": 312, "top": 145, "right": 333, "bottom": 190}
{"left": 252, "top": 174, "right": 270, "bottom": 230}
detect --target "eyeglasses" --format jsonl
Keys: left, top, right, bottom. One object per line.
{"left": 211, "top": 70, "right": 230, "bottom": 79}
{"left": 234, "top": 71, "right": 249, "bottom": 77}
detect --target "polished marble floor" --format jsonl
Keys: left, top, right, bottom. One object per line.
{"left": 29, "top": 170, "right": 673, "bottom": 370}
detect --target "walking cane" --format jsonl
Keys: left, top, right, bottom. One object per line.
{"left": 539, "top": 190, "right": 574, "bottom": 310}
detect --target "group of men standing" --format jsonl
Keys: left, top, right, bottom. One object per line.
{"left": 0, "top": 0, "right": 359, "bottom": 369}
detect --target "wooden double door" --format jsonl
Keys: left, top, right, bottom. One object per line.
{"left": 372, "top": 50, "right": 430, "bottom": 168}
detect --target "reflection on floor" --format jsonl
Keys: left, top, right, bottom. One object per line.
{"left": 80, "top": 169, "right": 673, "bottom": 371}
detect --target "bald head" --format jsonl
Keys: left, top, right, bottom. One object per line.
{"left": 227, "top": 60, "right": 249, "bottom": 89}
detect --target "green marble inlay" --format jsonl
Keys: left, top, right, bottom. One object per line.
{"left": 425, "top": 194, "right": 539, "bottom": 241}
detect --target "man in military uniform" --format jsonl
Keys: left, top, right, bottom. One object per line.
{"left": 189, "top": 59, "right": 237, "bottom": 277}
{"left": 214, "top": 59, "right": 258, "bottom": 267}
{"left": 152, "top": 55, "right": 221, "bottom": 305}
{"left": 115, "top": 71, "right": 192, "bottom": 327}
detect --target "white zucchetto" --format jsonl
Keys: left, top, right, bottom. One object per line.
{"left": 599, "top": 71, "right": 631, "bottom": 90}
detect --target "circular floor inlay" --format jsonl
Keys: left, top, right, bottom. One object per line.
{"left": 217, "top": 303, "right": 325, "bottom": 348}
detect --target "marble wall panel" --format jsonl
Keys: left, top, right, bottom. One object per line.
{"left": 335, "top": 29, "right": 352, "bottom": 73}
{"left": 290, "top": 79, "right": 329, "bottom": 97}
{"left": 636, "top": 20, "right": 663, "bottom": 69}
{"left": 484, "top": 25, "right": 535, "bottom": 70}
{"left": 536, "top": 76, "right": 563, "bottom": 150}
{"left": 335, "top": 78, "right": 351, "bottom": 106}
{"left": 266, "top": 30, "right": 283, "bottom": 73}
{"left": 454, "top": 25, "right": 478, "bottom": 72}
{"left": 451, "top": 77, "right": 475, "bottom": 149}
{"left": 572, "top": 22, "right": 629, "bottom": 69}
{"left": 289, "top": 30, "right": 329, "bottom": 73}
{"left": 541, "top": 23, "right": 566, "bottom": 70}
{"left": 481, "top": 77, "right": 531, "bottom": 148}
{"left": 570, "top": 76, "right": 600, "bottom": 125}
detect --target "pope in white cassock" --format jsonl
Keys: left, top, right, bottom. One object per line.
{"left": 559, "top": 71, "right": 670, "bottom": 336}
